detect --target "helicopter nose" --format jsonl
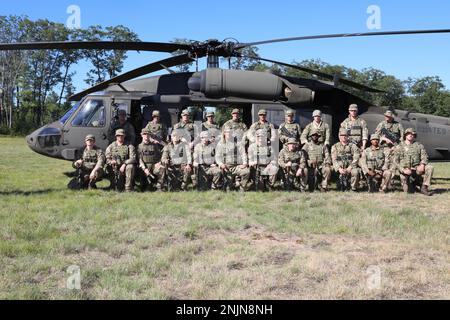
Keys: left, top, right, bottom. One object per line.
{"left": 26, "top": 130, "right": 40, "bottom": 153}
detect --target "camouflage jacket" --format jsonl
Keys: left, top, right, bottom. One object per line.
{"left": 331, "top": 142, "right": 360, "bottom": 171}
{"left": 340, "top": 117, "right": 368, "bottom": 145}
{"left": 302, "top": 142, "right": 331, "bottom": 167}
{"left": 375, "top": 120, "right": 404, "bottom": 145}
{"left": 74, "top": 146, "right": 105, "bottom": 170}
{"left": 173, "top": 121, "right": 195, "bottom": 142}
{"left": 278, "top": 148, "right": 306, "bottom": 169}
{"left": 394, "top": 141, "right": 429, "bottom": 169}
{"left": 145, "top": 121, "right": 168, "bottom": 144}
{"left": 222, "top": 119, "right": 247, "bottom": 133}
{"left": 300, "top": 121, "right": 330, "bottom": 145}
{"left": 278, "top": 121, "right": 302, "bottom": 145}
{"left": 161, "top": 142, "right": 192, "bottom": 166}
{"left": 215, "top": 140, "right": 247, "bottom": 166}
{"left": 193, "top": 143, "right": 216, "bottom": 166}
{"left": 247, "top": 143, "right": 277, "bottom": 166}
{"left": 248, "top": 121, "right": 276, "bottom": 143}
{"left": 105, "top": 142, "right": 136, "bottom": 165}
{"left": 360, "top": 146, "right": 389, "bottom": 174}
{"left": 108, "top": 120, "right": 136, "bottom": 145}
{"left": 137, "top": 141, "right": 162, "bottom": 170}
{"left": 202, "top": 121, "right": 219, "bottom": 131}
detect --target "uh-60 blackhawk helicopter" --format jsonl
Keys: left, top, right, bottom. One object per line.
{"left": 1, "top": 28, "right": 450, "bottom": 161}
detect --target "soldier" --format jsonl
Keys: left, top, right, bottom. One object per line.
{"left": 331, "top": 129, "right": 361, "bottom": 191}
{"left": 278, "top": 138, "right": 308, "bottom": 191}
{"left": 105, "top": 129, "right": 136, "bottom": 192}
{"left": 222, "top": 108, "right": 247, "bottom": 146}
{"left": 248, "top": 129, "right": 279, "bottom": 191}
{"left": 278, "top": 109, "right": 302, "bottom": 146}
{"left": 202, "top": 111, "right": 220, "bottom": 146}
{"left": 174, "top": 109, "right": 195, "bottom": 149}
{"left": 360, "top": 134, "right": 392, "bottom": 193}
{"left": 71, "top": 134, "right": 105, "bottom": 189}
{"left": 302, "top": 129, "right": 332, "bottom": 192}
{"left": 144, "top": 110, "right": 168, "bottom": 148}
{"left": 215, "top": 127, "right": 250, "bottom": 191}
{"left": 340, "top": 104, "right": 368, "bottom": 151}
{"left": 192, "top": 131, "right": 221, "bottom": 190}
{"left": 300, "top": 110, "right": 330, "bottom": 147}
{"left": 248, "top": 109, "right": 276, "bottom": 145}
{"left": 108, "top": 109, "right": 136, "bottom": 145}
{"left": 375, "top": 110, "right": 404, "bottom": 146}
{"left": 161, "top": 130, "right": 192, "bottom": 191}
{"left": 394, "top": 128, "right": 433, "bottom": 196}
{"left": 137, "top": 128, "right": 164, "bottom": 191}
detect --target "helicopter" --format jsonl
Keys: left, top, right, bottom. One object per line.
{"left": 1, "top": 28, "right": 449, "bottom": 161}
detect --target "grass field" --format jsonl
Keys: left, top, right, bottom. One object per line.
{"left": 0, "top": 136, "right": 449, "bottom": 299}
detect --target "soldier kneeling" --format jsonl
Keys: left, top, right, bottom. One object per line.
{"left": 360, "top": 134, "right": 392, "bottom": 192}
{"left": 192, "top": 131, "right": 221, "bottom": 190}
{"left": 302, "top": 130, "right": 332, "bottom": 192}
{"left": 70, "top": 134, "right": 105, "bottom": 190}
{"left": 278, "top": 138, "right": 307, "bottom": 191}
{"left": 331, "top": 129, "right": 361, "bottom": 191}
{"left": 137, "top": 128, "right": 164, "bottom": 191}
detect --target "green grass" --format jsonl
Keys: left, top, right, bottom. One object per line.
{"left": 0, "top": 136, "right": 449, "bottom": 299}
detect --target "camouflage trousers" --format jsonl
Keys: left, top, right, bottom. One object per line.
{"left": 282, "top": 166, "right": 308, "bottom": 191}
{"left": 221, "top": 164, "right": 251, "bottom": 191}
{"left": 335, "top": 167, "right": 361, "bottom": 191}
{"left": 399, "top": 165, "right": 433, "bottom": 192}
{"left": 161, "top": 164, "right": 191, "bottom": 191}
{"left": 107, "top": 164, "right": 135, "bottom": 191}
{"left": 252, "top": 164, "right": 278, "bottom": 191}
{"left": 192, "top": 164, "right": 222, "bottom": 190}
{"left": 365, "top": 169, "right": 392, "bottom": 192}
{"left": 308, "top": 164, "right": 332, "bottom": 190}
{"left": 71, "top": 167, "right": 103, "bottom": 189}
{"left": 139, "top": 163, "right": 164, "bottom": 191}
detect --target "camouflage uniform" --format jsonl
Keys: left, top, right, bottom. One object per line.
{"left": 144, "top": 121, "right": 168, "bottom": 146}
{"left": 105, "top": 138, "right": 136, "bottom": 191}
{"left": 360, "top": 135, "right": 392, "bottom": 192}
{"left": 331, "top": 137, "right": 361, "bottom": 191}
{"left": 248, "top": 121, "right": 276, "bottom": 144}
{"left": 192, "top": 137, "right": 221, "bottom": 190}
{"left": 394, "top": 129, "right": 433, "bottom": 194}
{"left": 375, "top": 120, "right": 404, "bottom": 146}
{"left": 300, "top": 121, "right": 330, "bottom": 146}
{"left": 222, "top": 118, "right": 248, "bottom": 146}
{"left": 173, "top": 120, "right": 195, "bottom": 144}
{"left": 278, "top": 110, "right": 302, "bottom": 145}
{"left": 215, "top": 137, "right": 250, "bottom": 191}
{"left": 340, "top": 117, "right": 368, "bottom": 147}
{"left": 72, "top": 142, "right": 105, "bottom": 188}
{"left": 161, "top": 141, "right": 192, "bottom": 191}
{"left": 302, "top": 133, "right": 332, "bottom": 191}
{"left": 278, "top": 139, "right": 308, "bottom": 191}
{"left": 247, "top": 137, "right": 279, "bottom": 191}
{"left": 202, "top": 121, "right": 221, "bottom": 147}
{"left": 109, "top": 121, "right": 136, "bottom": 145}
{"left": 137, "top": 138, "right": 163, "bottom": 191}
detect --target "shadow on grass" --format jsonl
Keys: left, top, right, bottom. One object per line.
{"left": 0, "top": 189, "right": 62, "bottom": 196}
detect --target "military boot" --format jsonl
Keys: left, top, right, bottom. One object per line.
{"left": 420, "top": 185, "right": 431, "bottom": 196}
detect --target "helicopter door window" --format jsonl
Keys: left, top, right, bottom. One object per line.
{"left": 71, "top": 99, "right": 106, "bottom": 127}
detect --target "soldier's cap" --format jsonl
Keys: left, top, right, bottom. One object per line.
{"left": 312, "top": 110, "right": 322, "bottom": 117}
{"left": 384, "top": 110, "right": 394, "bottom": 117}
{"left": 231, "top": 108, "right": 240, "bottom": 114}
{"left": 287, "top": 138, "right": 298, "bottom": 145}
{"left": 200, "top": 131, "right": 209, "bottom": 138}
{"left": 348, "top": 104, "right": 358, "bottom": 111}
{"left": 141, "top": 128, "right": 150, "bottom": 135}
{"left": 258, "top": 109, "right": 267, "bottom": 115}
{"left": 206, "top": 111, "right": 214, "bottom": 117}
{"left": 370, "top": 134, "right": 380, "bottom": 141}
{"left": 404, "top": 128, "right": 417, "bottom": 136}
{"left": 285, "top": 110, "right": 295, "bottom": 116}
{"left": 181, "top": 109, "right": 190, "bottom": 116}
{"left": 115, "top": 129, "right": 126, "bottom": 136}
{"left": 118, "top": 109, "right": 127, "bottom": 115}
{"left": 171, "top": 130, "right": 181, "bottom": 137}
{"left": 339, "top": 128, "right": 349, "bottom": 136}
{"left": 85, "top": 134, "right": 95, "bottom": 141}
{"left": 152, "top": 110, "right": 160, "bottom": 117}
{"left": 309, "top": 129, "right": 321, "bottom": 137}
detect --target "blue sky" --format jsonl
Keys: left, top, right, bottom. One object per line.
{"left": 3, "top": 0, "right": 450, "bottom": 92}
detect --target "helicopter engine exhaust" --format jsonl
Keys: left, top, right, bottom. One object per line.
{"left": 187, "top": 69, "right": 314, "bottom": 106}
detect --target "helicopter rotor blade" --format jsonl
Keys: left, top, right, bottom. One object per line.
{"left": 235, "top": 28, "right": 450, "bottom": 49}
{"left": 69, "top": 53, "right": 194, "bottom": 101}
{"left": 242, "top": 55, "right": 384, "bottom": 93}
{"left": 0, "top": 41, "right": 191, "bottom": 53}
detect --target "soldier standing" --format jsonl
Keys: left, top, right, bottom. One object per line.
{"left": 137, "top": 128, "right": 163, "bottom": 191}
{"left": 71, "top": 134, "right": 105, "bottom": 189}
{"left": 247, "top": 109, "right": 277, "bottom": 145}
{"left": 278, "top": 138, "right": 307, "bottom": 191}
{"left": 248, "top": 129, "right": 279, "bottom": 191}
{"left": 222, "top": 108, "right": 247, "bottom": 146}
{"left": 375, "top": 110, "right": 404, "bottom": 147}
{"left": 144, "top": 110, "right": 168, "bottom": 148}
{"left": 201, "top": 111, "right": 220, "bottom": 147}
{"left": 360, "top": 134, "right": 392, "bottom": 192}
{"left": 331, "top": 129, "right": 361, "bottom": 191}
{"left": 105, "top": 129, "right": 136, "bottom": 192}
{"left": 302, "top": 129, "right": 332, "bottom": 192}
{"left": 300, "top": 110, "right": 330, "bottom": 147}
{"left": 192, "top": 131, "right": 221, "bottom": 190}
{"left": 278, "top": 110, "right": 302, "bottom": 146}
{"left": 108, "top": 109, "right": 136, "bottom": 145}
{"left": 394, "top": 128, "right": 433, "bottom": 196}
{"left": 161, "top": 130, "right": 192, "bottom": 191}
{"left": 215, "top": 127, "right": 250, "bottom": 191}
{"left": 174, "top": 109, "right": 195, "bottom": 149}
{"left": 339, "top": 104, "right": 368, "bottom": 151}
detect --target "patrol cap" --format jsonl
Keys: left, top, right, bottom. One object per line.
{"left": 309, "top": 129, "right": 321, "bottom": 137}
{"left": 152, "top": 110, "right": 160, "bottom": 117}
{"left": 312, "top": 110, "right": 322, "bottom": 117}
{"left": 206, "top": 111, "right": 214, "bottom": 117}
{"left": 404, "top": 128, "right": 417, "bottom": 137}
{"left": 339, "top": 128, "right": 349, "bottom": 136}
{"left": 118, "top": 109, "right": 127, "bottom": 115}
{"left": 384, "top": 110, "right": 394, "bottom": 117}
{"left": 141, "top": 128, "right": 150, "bottom": 135}
{"left": 85, "top": 134, "right": 95, "bottom": 141}
{"left": 287, "top": 138, "right": 298, "bottom": 145}
{"left": 285, "top": 109, "right": 295, "bottom": 116}
{"left": 181, "top": 109, "right": 190, "bottom": 116}
{"left": 370, "top": 134, "right": 380, "bottom": 141}
{"left": 115, "top": 129, "right": 125, "bottom": 136}
{"left": 200, "top": 131, "right": 209, "bottom": 138}
{"left": 258, "top": 109, "right": 267, "bottom": 115}
{"left": 231, "top": 108, "right": 240, "bottom": 114}
{"left": 348, "top": 104, "right": 358, "bottom": 111}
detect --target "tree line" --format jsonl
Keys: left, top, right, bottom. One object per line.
{"left": 1, "top": 16, "right": 449, "bottom": 136}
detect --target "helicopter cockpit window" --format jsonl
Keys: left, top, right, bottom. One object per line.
{"left": 71, "top": 99, "right": 106, "bottom": 127}
{"left": 59, "top": 101, "right": 80, "bottom": 124}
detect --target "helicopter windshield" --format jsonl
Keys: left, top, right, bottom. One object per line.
{"left": 59, "top": 101, "right": 80, "bottom": 124}
{"left": 71, "top": 99, "right": 105, "bottom": 127}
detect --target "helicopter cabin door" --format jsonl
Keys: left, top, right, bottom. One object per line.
{"left": 61, "top": 97, "right": 110, "bottom": 160}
